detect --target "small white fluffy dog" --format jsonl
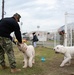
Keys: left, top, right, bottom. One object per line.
{"left": 17, "top": 43, "right": 35, "bottom": 68}
{"left": 54, "top": 45, "right": 74, "bottom": 67}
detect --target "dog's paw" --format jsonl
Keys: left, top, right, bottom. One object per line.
{"left": 65, "top": 63, "right": 71, "bottom": 66}
{"left": 28, "top": 65, "right": 32, "bottom": 68}
{"left": 23, "top": 66, "right": 27, "bottom": 68}
{"left": 29, "top": 66, "right": 32, "bottom": 68}
{"left": 60, "top": 64, "right": 64, "bottom": 67}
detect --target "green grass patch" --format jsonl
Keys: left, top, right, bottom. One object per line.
{"left": 0, "top": 44, "right": 74, "bottom": 75}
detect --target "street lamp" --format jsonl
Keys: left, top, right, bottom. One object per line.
{"left": 2, "top": 0, "right": 4, "bottom": 18}
{"left": 37, "top": 25, "right": 40, "bottom": 34}
{"left": 64, "top": 12, "right": 68, "bottom": 46}
{"left": 37, "top": 25, "right": 40, "bottom": 31}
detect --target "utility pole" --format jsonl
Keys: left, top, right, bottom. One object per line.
{"left": 2, "top": 0, "right": 4, "bottom": 18}
{"left": 64, "top": 12, "right": 68, "bottom": 46}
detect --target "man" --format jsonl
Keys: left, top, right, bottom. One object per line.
{"left": 32, "top": 32, "right": 38, "bottom": 47}
{"left": 58, "top": 30, "right": 64, "bottom": 45}
{"left": 0, "top": 13, "right": 22, "bottom": 73}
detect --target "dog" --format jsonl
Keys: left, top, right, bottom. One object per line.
{"left": 54, "top": 45, "right": 74, "bottom": 67}
{"left": 17, "top": 43, "right": 35, "bottom": 68}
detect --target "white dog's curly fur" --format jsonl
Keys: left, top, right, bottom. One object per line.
{"left": 17, "top": 43, "right": 35, "bottom": 68}
{"left": 54, "top": 45, "right": 74, "bottom": 67}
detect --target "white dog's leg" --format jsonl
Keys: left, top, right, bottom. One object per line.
{"left": 68, "top": 60, "right": 71, "bottom": 65}
{"left": 23, "top": 55, "right": 28, "bottom": 68}
{"left": 64, "top": 56, "right": 71, "bottom": 66}
{"left": 32, "top": 58, "right": 35, "bottom": 64}
{"left": 60, "top": 55, "right": 71, "bottom": 67}
{"left": 65, "top": 60, "right": 71, "bottom": 66}
{"left": 28, "top": 57, "right": 33, "bottom": 67}
{"left": 64, "top": 56, "right": 66, "bottom": 60}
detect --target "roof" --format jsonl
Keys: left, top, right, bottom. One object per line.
{"left": 58, "top": 22, "right": 74, "bottom": 32}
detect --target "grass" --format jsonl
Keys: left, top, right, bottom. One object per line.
{"left": 0, "top": 44, "right": 74, "bottom": 75}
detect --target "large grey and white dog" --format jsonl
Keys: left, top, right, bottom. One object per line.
{"left": 54, "top": 45, "right": 74, "bottom": 67}
{"left": 17, "top": 43, "right": 35, "bottom": 68}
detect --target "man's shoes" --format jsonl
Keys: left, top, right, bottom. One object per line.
{"left": 11, "top": 68, "right": 21, "bottom": 73}
{"left": 70, "top": 73, "right": 74, "bottom": 75}
{"left": 2, "top": 65, "right": 9, "bottom": 69}
{"left": 70, "top": 72, "right": 74, "bottom": 75}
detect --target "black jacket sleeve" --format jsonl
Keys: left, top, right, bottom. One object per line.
{"left": 13, "top": 21, "right": 22, "bottom": 43}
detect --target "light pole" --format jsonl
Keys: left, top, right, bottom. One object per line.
{"left": 37, "top": 25, "right": 40, "bottom": 37}
{"left": 37, "top": 25, "right": 40, "bottom": 33}
{"left": 2, "top": 0, "right": 4, "bottom": 18}
{"left": 37, "top": 25, "right": 40, "bottom": 42}
{"left": 64, "top": 12, "right": 68, "bottom": 46}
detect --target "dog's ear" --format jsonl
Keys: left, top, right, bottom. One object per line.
{"left": 60, "top": 46, "right": 66, "bottom": 53}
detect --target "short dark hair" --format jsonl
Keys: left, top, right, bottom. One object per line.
{"left": 32, "top": 32, "right": 36, "bottom": 35}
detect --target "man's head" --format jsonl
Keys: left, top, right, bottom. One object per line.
{"left": 13, "top": 13, "right": 21, "bottom": 22}
{"left": 32, "top": 32, "right": 36, "bottom": 35}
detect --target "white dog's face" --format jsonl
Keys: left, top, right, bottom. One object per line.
{"left": 17, "top": 43, "right": 27, "bottom": 53}
{"left": 54, "top": 45, "right": 64, "bottom": 54}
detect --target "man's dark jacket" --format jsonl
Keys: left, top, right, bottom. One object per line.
{"left": 0, "top": 17, "right": 22, "bottom": 43}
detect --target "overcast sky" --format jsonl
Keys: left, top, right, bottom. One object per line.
{"left": 0, "top": 0, "right": 74, "bottom": 33}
